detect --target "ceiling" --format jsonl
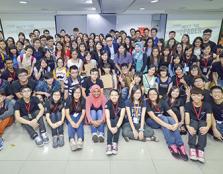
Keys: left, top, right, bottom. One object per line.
{"left": 0, "top": 0, "right": 222, "bottom": 14}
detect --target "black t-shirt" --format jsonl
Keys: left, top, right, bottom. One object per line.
{"left": 82, "top": 77, "right": 104, "bottom": 96}
{"left": 210, "top": 99, "right": 223, "bottom": 122}
{"left": 202, "top": 89, "right": 212, "bottom": 102}
{"left": 1, "top": 68, "right": 18, "bottom": 83}
{"left": 14, "top": 96, "right": 41, "bottom": 117}
{"left": 65, "top": 97, "right": 86, "bottom": 115}
{"left": 211, "top": 61, "right": 223, "bottom": 80}
{"left": 105, "top": 99, "right": 125, "bottom": 119}
{"left": 157, "top": 77, "right": 172, "bottom": 97}
{"left": 45, "top": 99, "right": 64, "bottom": 114}
{"left": 164, "top": 98, "right": 184, "bottom": 120}
{"left": 11, "top": 78, "right": 36, "bottom": 94}
{"left": 185, "top": 102, "right": 212, "bottom": 121}
{"left": 171, "top": 75, "right": 187, "bottom": 97}
{"left": 146, "top": 100, "right": 170, "bottom": 117}
{"left": 126, "top": 99, "right": 147, "bottom": 124}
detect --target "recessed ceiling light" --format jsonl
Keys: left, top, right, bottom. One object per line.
{"left": 150, "top": 0, "right": 159, "bottom": 3}
{"left": 85, "top": 0, "right": 93, "bottom": 4}
{"left": 140, "top": 7, "right": 145, "bottom": 10}
{"left": 19, "top": 1, "right": 28, "bottom": 4}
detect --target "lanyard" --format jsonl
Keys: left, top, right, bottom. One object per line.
{"left": 9, "top": 71, "right": 16, "bottom": 79}
{"left": 25, "top": 103, "right": 31, "bottom": 114}
{"left": 192, "top": 103, "right": 203, "bottom": 120}
{"left": 134, "top": 104, "right": 139, "bottom": 117}
{"left": 176, "top": 76, "right": 181, "bottom": 87}
{"left": 203, "top": 58, "right": 209, "bottom": 67}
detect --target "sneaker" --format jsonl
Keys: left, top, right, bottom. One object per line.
{"left": 189, "top": 148, "right": 198, "bottom": 161}
{"left": 98, "top": 133, "right": 104, "bottom": 143}
{"left": 169, "top": 144, "right": 180, "bottom": 159}
{"left": 77, "top": 138, "right": 83, "bottom": 149}
{"left": 58, "top": 135, "right": 64, "bottom": 147}
{"left": 70, "top": 138, "right": 78, "bottom": 151}
{"left": 41, "top": 132, "right": 49, "bottom": 144}
{"left": 112, "top": 142, "right": 118, "bottom": 155}
{"left": 92, "top": 133, "right": 99, "bottom": 143}
{"left": 178, "top": 145, "right": 189, "bottom": 161}
{"left": 0, "top": 137, "right": 4, "bottom": 151}
{"left": 52, "top": 136, "right": 58, "bottom": 148}
{"left": 34, "top": 136, "right": 44, "bottom": 147}
{"left": 146, "top": 136, "right": 159, "bottom": 142}
{"left": 106, "top": 144, "right": 112, "bottom": 155}
{"left": 197, "top": 149, "right": 205, "bottom": 163}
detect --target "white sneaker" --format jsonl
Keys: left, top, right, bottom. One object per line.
{"left": 106, "top": 145, "right": 112, "bottom": 155}
{"left": 112, "top": 142, "right": 118, "bottom": 155}
{"left": 34, "top": 136, "right": 44, "bottom": 147}
{"left": 77, "top": 138, "right": 83, "bottom": 149}
{"left": 70, "top": 138, "right": 78, "bottom": 151}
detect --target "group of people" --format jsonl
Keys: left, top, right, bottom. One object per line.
{"left": 0, "top": 26, "right": 223, "bottom": 164}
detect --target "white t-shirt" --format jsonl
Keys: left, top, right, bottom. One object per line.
{"left": 67, "top": 58, "right": 83, "bottom": 70}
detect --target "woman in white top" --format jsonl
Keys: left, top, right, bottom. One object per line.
{"left": 192, "top": 37, "right": 203, "bottom": 60}
{"left": 143, "top": 65, "right": 158, "bottom": 95}
{"left": 67, "top": 50, "right": 83, "bottom": 71}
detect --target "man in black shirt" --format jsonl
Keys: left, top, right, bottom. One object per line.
{"left": 185, "top": 88, "right": 212, "bottom": 163}
{"left": 11, "top": 68, "right": 36, "bottom": 99}
{"left": 82, "top": 68, "right": 104, "bottom": 97}
{"left": 203, "top": 29, "right": 217, "bottom": 53}
{"left": 193, "top": 77, "right": 211, "bottom": 102}
{"left": 210, "top": 86, "right": 223, "bottom": 141}
{"left": 14, "top": 86, "right": 49, "bottom": 147}
{"left": 212, "top": 52, "right": 223, "bottom": 87}
{"left": 1, "top": 58, "right": 18, "bottom": 84}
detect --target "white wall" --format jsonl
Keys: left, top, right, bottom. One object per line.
{"left": 165, "top": 11, "right": 223, "bottom": 42}
{"left": 116, "top": 14, "right": 152, "bottom": 35}
{"left": 0, "top": 13, "right": 56, "bottom": 39}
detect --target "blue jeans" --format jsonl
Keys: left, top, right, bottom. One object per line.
{"left": 67, "top": 113, "right": 84, "bottom": 140}
{"left": 146, "top": 116, "right": 184, "bottom": 146}
{"left": 90, "top": 110, "right": 104, "bottom": 135}
{"left": 216, "top": 122, "right": 223, "bottom": 135}
{"left": 50, "top": 112, "right": 64, "bottom": 136}
{"left": 218, "top": 80, "right": 223, "bottom": 88}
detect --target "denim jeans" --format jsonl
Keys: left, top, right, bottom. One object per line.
{"left": 121, "top": 87, "right": 129, "bottom": 101}
{"left": 188, "top": 119, "right": 207, "bottom": 151}
{"left": 67, "top": 113, "right": 84, "bottom": 140}
{"left": 22, "top": 110, "right": 46, "bottom": 139}
{"left": 122, "top": 122, "right": 154, "bottom": 140}
{"left": 216, "top": 122, "right": 223, "bottom": 135}
{"left": 90, "top": 110, "right": 104, "bottom": 135}
{"left": 107, "top": 118, "right": 121, "bottom": 145}
{"left": 146, "top": 116, "right": 184, "bottom": 146}
{"left": 50, "top": 112, "right": 64, "bottom": 136}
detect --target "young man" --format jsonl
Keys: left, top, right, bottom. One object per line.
{"left": 212, "top": 52, "right": 223, "bottom": 87}
{"left": 82, "top": 68, "right": 104, "bottom": 98}
{"left": 151, "top": 28, "right": 159, "bottom": 46}
{"left": 1, "top": 58, "right": 18, "bottom": 84}
{"left": 43, "top": 29, "right": 50, "bottom": 37}
{"left": 104, "top": 34, "right": 119, "bottom": 60}
{"left": 193, "top": 77, "right": 211, "bottom": 102}
{"left": 11, "top": 68, "right": 37, "bottom": 99}
{"left": 46, "top": 36, "right": 55, "bottom": 56}
{"left": 210, "top": 86, "right": 223, "bottom": 141}
{"left": 35, "top": 72, "right": 61, "bottom": 101}
{"left": 64, "top": 65, "right": 82, "bottom": 100}
{"left": 0, "top": 90, "right": 15, "bottom": 150}
{"left": 15, "top": 86, "right": 49, "bottom": 147}
{"left": 185, "top": 88, "right": 212, "bottom": 163}
{"left": 202, "top": 29, "right": 217, "bottom": 53}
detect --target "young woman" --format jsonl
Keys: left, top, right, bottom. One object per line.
{"left": 181, "top": 34, "right": 190, "bottom": 52}
{"left": 183, "top": 45, "right": 198, "bottom": 74}
{"left": 144, "top": 37, "right": 154, "bottom": 57}
{"left": 157, "top": 66, "right": 172, "bottom": 99}
{"left": 149, "top": 47, "right": 160, "bottom": 69}
{"left": 124, "top": 36, "right": 133, "bottom": 54}
{"left": 157, "top": 38, "right": 165, "bottom": 54}
{"left": 54, "top": 58, "right": 67, "bottom": 92}
{"left": 193, "top": 37, "right": 203, "bottom": 60}
{"left": 55, "top": 41, "right": 65, "bottom": 61}
{"left": 67, "top": 50, "right": 83, "bottom": 71}
{"left": 143, "top": 65, "right": 158, "bottom": 95}
{"left": 65, "top": 85, "right": 85, "bottom": 151}
{"left": 78, "top": 42, "right": 87, "bottom": 60}
{"left": 91, "top": 41, "right": 103, "bottom": 62}
{"left": 169, "top": 54, "right": 182, "bottom": 77}
{"left": 81, "top": 51, "right": 97, "bottom": 77}
{"left": 114, "top": 44, "right": 133, "bottom": 74}
{"left": 122, "top": 85, "right": 157, "bottom": 142}
{"left": 105, "top": 89, "right": 125, "bottom": 155}
{"left": 159, "top": 47, "right": 171, "bottom": 68}
{"left": 86, "top": 85, "right": 106, "bottom": 143}
{"left": 132, "top": 42, "right": 147, "bottom": 73}
{"left": 33, "top": 38, "right": 44, "bottom": 64}
{"left": 44, "top": 48, "right": 56, "bottom": 71}
{"left": 17, "top": 45, "right": 36, "bottom": 76}
{"left": 175, "top": 43, "right": 184, "bottom": 58}
{"left": 33, "top": 58, "right": 51, "bottom": 81}
{"left": 100, "top": 63, "right": 117, "bottom": 99}
{"left": 199, "top": 43, "right": 213, "bottom": 77}
{"left": 129, "top": 72, "right": 145, "bottom": 97}
{"left": 8, "top": 46, "right": 19, "bottom": 69}
{"left": 45, "top": 90, "right": 65, "bottom": 148}
{"left": 166, "top": 86, "right": 187, "bottom": 134}
{"left": 146, "top": 88, "right": 188, "bottom": 161}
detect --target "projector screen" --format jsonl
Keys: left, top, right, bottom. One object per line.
{"left": 165, "top": 19, "right": 221, "bottom": 43}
